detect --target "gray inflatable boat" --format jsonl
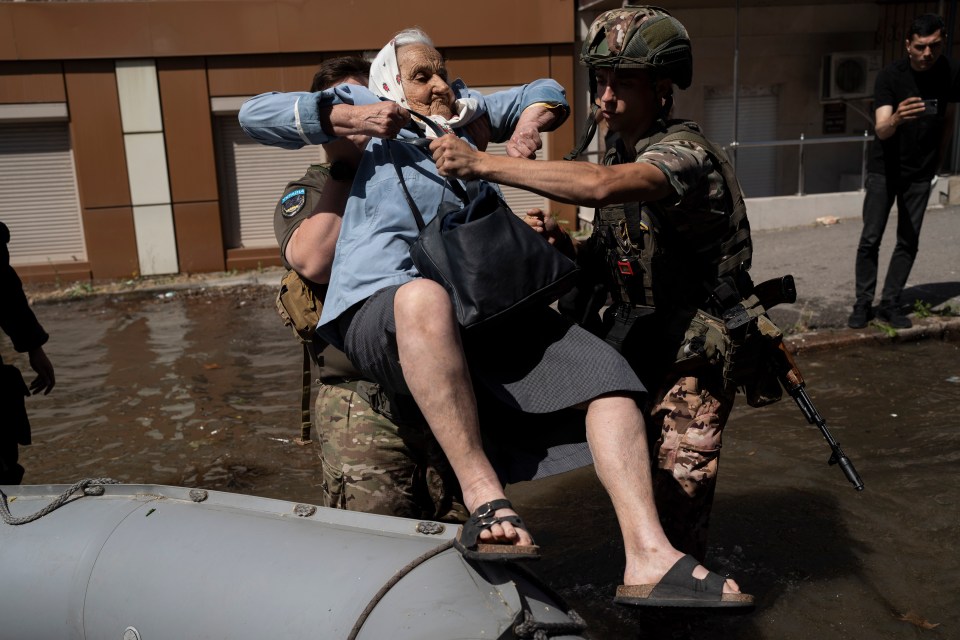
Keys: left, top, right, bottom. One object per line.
{"left": 0, "top": 482, "right": 587, "bottom": 640}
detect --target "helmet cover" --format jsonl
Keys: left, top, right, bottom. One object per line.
{"left": 581, "top": 5, "right": 693, "bottom": 89}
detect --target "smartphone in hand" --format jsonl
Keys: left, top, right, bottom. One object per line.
{"left": 922, "top": 98, "right": 938, "bottom": 115}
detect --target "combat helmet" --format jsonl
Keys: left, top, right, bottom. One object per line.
{"left": 581, "top": 5, "right": 693, "bottom": 89}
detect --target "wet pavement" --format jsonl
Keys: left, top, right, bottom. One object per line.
{"left": 4, "top": 204, "right": 960, "bottom": 639}
{"left": 510, "top": 338, "right": 960, "bottom": 639}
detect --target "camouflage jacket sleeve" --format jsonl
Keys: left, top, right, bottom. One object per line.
{"left": 635, "top": 139, "right": 729, "bottom": 222}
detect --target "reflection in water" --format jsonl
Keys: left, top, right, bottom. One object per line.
{"left": 4, "top": 289, "right": 959, "bottom": 639}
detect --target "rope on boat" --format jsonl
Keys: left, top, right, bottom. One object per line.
{"left": 0, "top": 478, "right": 119, "bottom": 525}
{"left": 347, "top": 539, "right": 455, "bottom": 640}
{"left": 346, "top": 539, "right": 589, "bottom": 640}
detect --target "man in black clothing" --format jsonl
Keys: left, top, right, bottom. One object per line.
{"left": 1, "top": 221, "right": 55, "bottom": 485}
{"left": 849, "top": 13, "right": 959, "bottom": 329}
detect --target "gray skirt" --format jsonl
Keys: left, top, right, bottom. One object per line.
{"left": 341, "top": 285, "right": 647, "bottom": 482}
{"left": 342, "top": 284, "right": 645, "bottom": 409}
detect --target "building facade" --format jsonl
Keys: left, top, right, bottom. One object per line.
{"left": 0, "top": 0, "right": 577, "bottom": 282}
{"left": 1, "top": 0, "right": 954, "bottom": 282}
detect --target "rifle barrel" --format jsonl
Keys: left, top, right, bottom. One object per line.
{"left": 787, "top": 384, "right": 864, "bottom": 491}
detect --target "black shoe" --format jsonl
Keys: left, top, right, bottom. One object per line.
{"left": 847, "top": 304, "right": 873, "bottom": 329}
{"left": 876, "top": 305, "right": 912, "bottom": 329}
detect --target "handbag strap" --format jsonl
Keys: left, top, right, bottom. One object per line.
{"left": 386, "top": 109, "right": 474, "bottom": 229}
{"left": 405, "top": 109, "right": 472, "bottom": 203}
{"left": 386, "top": 140, "right": 427, "bottom": 231}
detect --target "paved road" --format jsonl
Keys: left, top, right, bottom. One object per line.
{"left": 750, "top": 203, "right": 960, "bottom": 333}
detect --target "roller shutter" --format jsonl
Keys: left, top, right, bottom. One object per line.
{"left": 0, "top": 122, "right": 85, "bottom": 265}
{"left": 704, "top": 93, "right": 778, "bottom": 198}
{"left": 215, "top": 116, "right": 324, "bottom": 249}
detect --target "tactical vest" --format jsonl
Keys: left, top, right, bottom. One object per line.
{"left": 593, "top": 119, "right": 752, "bottom": 315}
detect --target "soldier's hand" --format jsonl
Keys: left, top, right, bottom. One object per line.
{"left": 431, "top": 134, "right": 482, "bottom": 179}
{"left": 523, "top": 209, "right": 564, "bottom": 245}
{"left": 28, "top": 346, "right": 55, "bottom": 395}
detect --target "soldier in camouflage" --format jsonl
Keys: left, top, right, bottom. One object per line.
{"left": 431, "top": 5, "right": 758, "bottom": 560}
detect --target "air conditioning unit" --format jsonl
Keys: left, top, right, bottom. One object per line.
{"left": 820, "top": 51, "right": 883, "bottom": 101}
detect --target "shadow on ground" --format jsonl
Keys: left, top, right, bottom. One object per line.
{"left": 510, "top": 474, "right": 866, "bottom": 639}
{"left": 901, "top": 280, "right": 960, "bottom": 310}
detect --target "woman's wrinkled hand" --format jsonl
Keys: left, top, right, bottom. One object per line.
{"left": 346, "top": 102, "right": 411, "bottom": 138}
{"left": 506, "top": 123, "right": 543, "bottom": 159}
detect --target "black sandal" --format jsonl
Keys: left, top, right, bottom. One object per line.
{"left": 614, "top": 555, "right": 754, "bottom": 608}
{"left": 453, "top": 499, "right": 540, "bottom": 563}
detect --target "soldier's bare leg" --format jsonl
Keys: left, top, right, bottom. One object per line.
{"left": 585, "top": 394, "right": 741, "bottom": 593}
{"left": 393, "top": 279, "right": 531, "bottom": 546}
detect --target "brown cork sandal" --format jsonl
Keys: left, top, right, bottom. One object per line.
{"left": 453, "top": 499, "right": 540, "bottom": 563}
{"left": 614, "top": 555, "right": 755, "bottom": 608}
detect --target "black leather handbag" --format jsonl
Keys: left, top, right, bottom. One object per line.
{"left": 387, "top": 137, "right": 579, "bottom": 330}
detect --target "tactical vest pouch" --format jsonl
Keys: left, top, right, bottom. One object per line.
{"left": 275, "top": 270, "right": 329, "bottom": 445}
{"left": 276, "top": 270, "right": 324, "bottom": 344}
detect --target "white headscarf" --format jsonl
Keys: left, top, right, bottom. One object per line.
{"left": 369, "top": 29, "right": 479, "bottom": 138}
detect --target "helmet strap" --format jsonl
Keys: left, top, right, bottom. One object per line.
{"left": 564, "top": 102, "right": 600, "bottom": 161}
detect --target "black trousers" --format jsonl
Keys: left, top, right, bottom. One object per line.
{"left": 1, "top": 363, "right": 30, "bottom": 485}
{"left": 854, "top": 172, "right": 931, "bottom": 309}
{"left": 0, "top": 438, "right": 24, "bottom": 485}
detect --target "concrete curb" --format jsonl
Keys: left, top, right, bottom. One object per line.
{"left": 785, "top": 314, "right": 960, "bottom": 354}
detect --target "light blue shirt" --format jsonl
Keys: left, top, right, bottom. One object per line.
{"left": 239, "top": 79, "right": 568, "bottom": 348}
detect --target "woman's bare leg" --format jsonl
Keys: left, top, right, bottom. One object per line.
{"left": 393, "top": 279, "right": 530, "bottom": 545}
{"left": 585, "top": 394, "right": 741, "bottom": 593}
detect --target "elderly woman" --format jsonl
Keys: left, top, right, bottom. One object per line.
{"left": 239, "top": 29, "right": 752, "bottom": 608}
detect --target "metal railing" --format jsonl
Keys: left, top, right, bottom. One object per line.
{"left": 726, "top": 131, "right": 873, "bottom": 196}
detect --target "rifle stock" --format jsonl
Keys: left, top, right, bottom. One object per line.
{"left": 774, "top": 342, "right": 865, "bottom": 491}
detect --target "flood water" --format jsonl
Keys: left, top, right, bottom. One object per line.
{"left": 4, "top": 286, "right": 959, "bottom": 639}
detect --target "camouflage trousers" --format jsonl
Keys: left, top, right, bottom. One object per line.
{"left": 314, "top": 382, "right": 468, "bottom": 523}
{"left": 649, "top": 373, "right": 736, "bottom": 561}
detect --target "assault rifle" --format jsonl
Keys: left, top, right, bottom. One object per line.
{"left": 747, "top": 275, "right": 865, "bottom": 491}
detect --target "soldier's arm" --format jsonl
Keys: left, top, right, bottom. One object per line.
{"left": 285, "top": 185, "right": 349, "bottom": 284}
{"left": 430, "top": 133, "right": 672, "bottom": 207}
{"left": 285, "top": 137, "right": 365, "bottom": 283}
